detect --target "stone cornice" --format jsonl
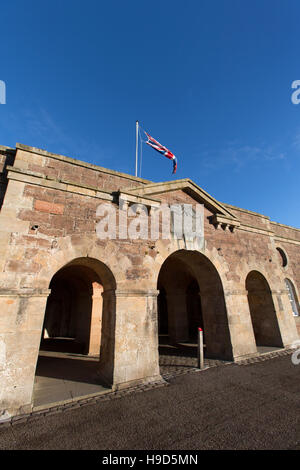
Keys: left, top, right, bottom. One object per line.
{"left": 0, "top": 145, "right": 15, "bottom": 154}
{"left": 7, "top": 166, "right": 114, "bottom": 202}
{"left": 224, "top": 203, "right": 300, "bottom": 233}
{"left": 16, "top": 143, "right": 151, "bottom": 185}
{"left": 123, "top": 179, "right": 238, "bottom": 221}
{"left": 223, "top": 202, "right": 270, "bottom": 220}
{"left": 4, "top": 145, "right": 299, "bottom": 240}
{"left": 236, "top": 224, "right": 274, "bottom": 237}
{"left": 270, "top": 220, "right": 300, "bottom": 232}
{"left": 235, "top": 224, "right": 300, "bottom": 245}
{"left": 210, "top": 214, "right": 240, "bottom": 232}
{"left": 5, "top": 167, "right": 300, "bottom": 246}
{"left": 273, "top": 235, "right": 300, "bottom": 246}
{"left": 118, "top": 191, "right": 161, "bottom": 208}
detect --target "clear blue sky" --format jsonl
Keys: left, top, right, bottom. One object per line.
{"left": 1, "top": 0, "right": 300, "bottom": 227}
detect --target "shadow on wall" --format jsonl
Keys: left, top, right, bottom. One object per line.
{"left": 246, "top": 270, "right": 283, "bottom": 348}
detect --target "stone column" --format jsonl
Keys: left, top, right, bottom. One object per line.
{"left": 98, "top": 289, "right": 162, "bottom": 390}
{"left": 87, "top": 282, "right": 103, "bottom": 356}
{"left": 97, "top": 288, "right": 116, "bottom": 386}
{"left": 270, "top": 289, "right": 299, "bottom": 347}
{"left": 223, "top": 289, "right": 258, "bottom": 360}
{"left": 165, "top": 290, "right": 189, "bottom": 343}
{"left": 0, "top": 288, "right": 50, "bottom": 419}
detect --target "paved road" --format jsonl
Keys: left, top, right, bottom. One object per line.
{"left": 0, "top": 355, "right": 299, "bottom": 450}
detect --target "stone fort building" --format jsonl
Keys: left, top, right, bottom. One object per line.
{"left": 0, "top": 143, "right": 299, "bottom": 418}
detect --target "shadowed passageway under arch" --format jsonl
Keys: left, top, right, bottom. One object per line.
{"left": 157, "top": 250, "right": 233, "bottom": 372}
{"left": 33, "top": 257, "right": 116, "bottom": 408}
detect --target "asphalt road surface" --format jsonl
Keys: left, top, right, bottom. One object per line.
{"left": 0, "top": 355, "right": 299, "bottom": 450}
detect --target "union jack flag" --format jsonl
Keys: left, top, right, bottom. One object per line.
{"left": 145, "top": 131, "right": 177, "bottom": 174}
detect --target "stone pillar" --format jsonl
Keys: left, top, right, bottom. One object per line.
{"left": 270, "top": 289, "right": 299, "bottom": 347}
{"left": 223, "top": 289, "right": 258, "bottom": 361}
{"left": 0, "top": 288, "right": 50, "bottom": 419}
{"left": 165, "top": 290, "right": 189, "bottom": 343}
{"left": 295, "top": 317, "right": 300, "bottom": 338}
{"left": 97, "top": 288, "right": 116, "bottom": 386}
{"left": 87, "top": 282, "right": 103, "bottom": 356}
{"left": 98, "top": 289, "right": 162, "bottom": 390}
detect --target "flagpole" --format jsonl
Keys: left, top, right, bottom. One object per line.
{"left": 135, "top": 120, "right": 139, "bottom": 177}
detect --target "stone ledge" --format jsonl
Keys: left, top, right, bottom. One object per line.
{"left": 223, "top": 203, "right": 300, "bottom": 232}
{"left": 223, "top": 202, "right": 270, "bottom": 219}
{"left": 273, "top": 235, "right": 300, "bottom": 246}
{"left": 16, "top": 143, "right": 151, "bottom": 185}
{"left": 124, "top": 179, "right": 239, "bottom": 221}
{"left": 0, "top": 145, "right": 15, "bottom": 153}
{"left": 118, "top": 190, "right": 161, "bottom": 208}
{"left": 114, "top": 289, "right": 160, "bottom": 298}
{"left": 237, "top": 222, "right": 300, "bottom": 243}
{"left": 0, "top": 288, "right": 51, "bottom": 297}
{"left": 270, "top": 220, "right": 300, "bottom": 232}
{"left": 210, "top": 213, "right": 240, "bottom": 231}
{"left": 223, "top": 289, "right": 248, "bottom": 296}
{"left": 7, "top": 166, "right": 114, "bottom": 201}
{"left": 237, "top": 223, "right": 274, "bottom": 237}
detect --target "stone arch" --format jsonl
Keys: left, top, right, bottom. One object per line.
{"left": 246, "top": 270, "right": 283, "bottom": 348}
{"left": 35, "top": 256, "right": 117, "bottom": 396}
{"left": 157, "top": 249, "right": 233, "bottom": 360}
{"left": 35, "top": 234, "right": 121, "bottom": 291}
{"left": 42, "top": 266, "right": 94, "bottom": 353}
{"left": 41, "top": 257, "right": 116, "bottom": 354}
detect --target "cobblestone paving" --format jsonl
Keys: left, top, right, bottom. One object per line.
{"left": 160, "top": 348, "right": 294, "bottom": 378}
{"left": 159, "top": 355, "right": 230, "bottom": 379}
{"left": 236, "top": 347, "right": 294, "bottom": 365}
{"left": 0, "top": 348, "right": 294, "bottom": 428}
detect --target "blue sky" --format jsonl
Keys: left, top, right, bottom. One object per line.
{"left": 1, "top": 0, "right": 300, "bottom": 227}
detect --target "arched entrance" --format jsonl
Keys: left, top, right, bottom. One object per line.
{"left": 34, "top": 257, "right": 116, "bottom": 407}
{"left": 41, "top": 265, "right": 103, "bottom": 355}
{"left": 246, "top": 271, "right": 283, "bottom": 348}
{"left": 157, "top": 250, "right": 232, "bottom": 362}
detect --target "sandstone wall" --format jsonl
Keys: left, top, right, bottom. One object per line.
{"left": 0, "top": 143, "right": 298, "bottom": 417}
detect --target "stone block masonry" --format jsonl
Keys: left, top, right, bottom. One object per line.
{"left": 0, "top": 142, "right": 298, "bottom": 418}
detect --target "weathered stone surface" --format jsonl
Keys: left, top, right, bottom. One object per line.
{"left": 0, "top": 143, "right": 298, "bottom": 417}
{"left": 34, "top": 200, "right": 64, "bottom": 215}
